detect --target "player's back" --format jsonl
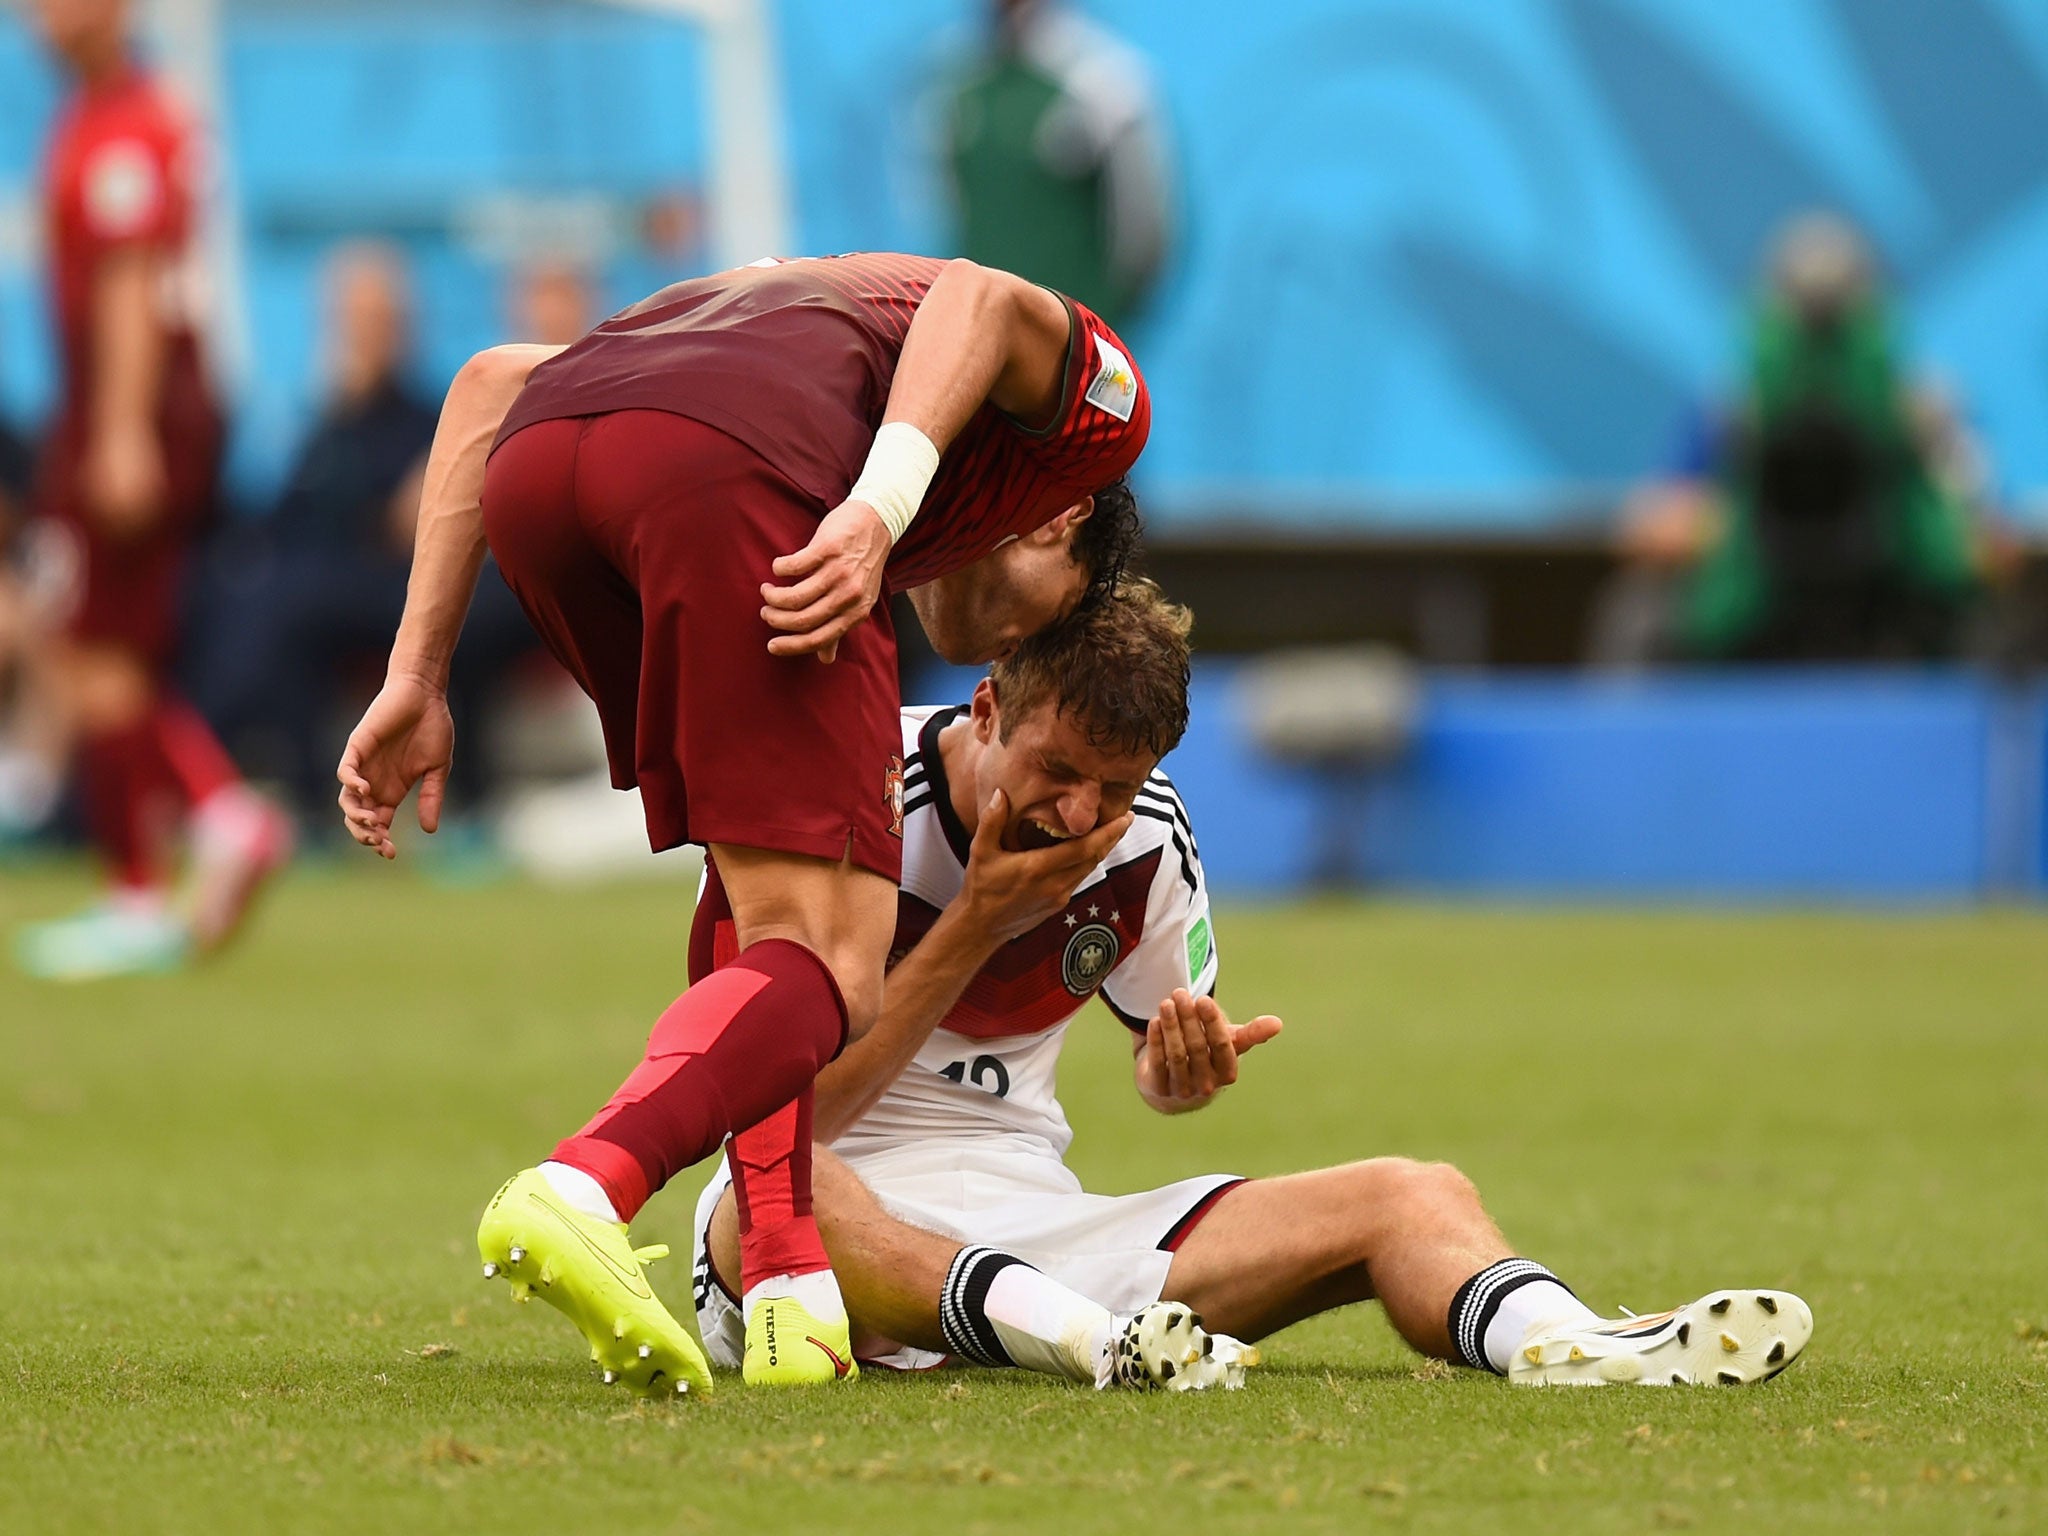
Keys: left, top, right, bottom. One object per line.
{"left": 500, "top": 255, "right": 938, "bottom": 509}
{"left": 494, "top": 254, "right": 1150, "bottom": 591}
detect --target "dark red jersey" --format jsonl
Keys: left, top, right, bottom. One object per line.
{"left": 494, "top": 253, "right": 1150, "bottom": 590}
{"left": 42, "top": 65, "right": 210, "bottom": 420}
{"left": 36, "top": 63, "right": 221, "bottom": 661}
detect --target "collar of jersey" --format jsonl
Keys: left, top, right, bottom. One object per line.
{"left": 919, "top": 704, "right": 976, "bottom": 867}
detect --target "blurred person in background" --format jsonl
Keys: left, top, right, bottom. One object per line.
{"left": 186, "top": 243, "right": 438, "bottom": 829}
{"left": 0, "top": 400, "right": 69, "bottom": 841}
{"left": 191, "top": 244, "right": 550, "bottom": 836}
{"left": 941, "top": 0, "right": 1175, "bottom": 333}
{"left": 1594, "top": 213, "right": 2000, "bottom": 666}
{"left": 15, "top": 0, "right": 289, "bottom": 981}
{"left": 510, "top": 255, "right": 600, "bottom": 348}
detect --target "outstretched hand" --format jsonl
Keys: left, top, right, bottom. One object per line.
{"left": 1136, "top": 989, "right": 1283, "bottom": 1113}
{"left": 761, "top": 499, "right": 893, "bottom": 663}
{"left": 336, "top": 673, "right": 456, "bottom": 860}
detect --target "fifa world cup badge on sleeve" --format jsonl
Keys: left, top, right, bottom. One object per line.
{"left": 885, "top": 756, "right": 906, "bottom": 839}
{"left": 1084, "top": 335, "right": 1138, "bottom": 422}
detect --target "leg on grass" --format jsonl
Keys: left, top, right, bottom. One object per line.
{"left": 1162, "top": 1159, "right": 1513, "bottom": 1357}
{"left": 708, "top": 1148, "right": 1119, "bottom": 1381}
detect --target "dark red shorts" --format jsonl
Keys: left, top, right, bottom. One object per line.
{"left": 37, "top": 401, "right": 221, "bottom": 668}
{"left": 482, "top": 410, "right": 904, "bottom": 882}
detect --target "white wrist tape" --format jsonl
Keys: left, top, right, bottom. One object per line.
{"left": 849, "top": 422, "right": 941, "bottom": 544}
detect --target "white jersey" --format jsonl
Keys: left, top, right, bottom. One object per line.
{"left": 830, "top": 704, "right": 1216, "bottom": 1166}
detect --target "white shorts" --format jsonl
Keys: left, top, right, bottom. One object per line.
{"left": 690, "top": 1138, "right": 1241, "bottom": 1372}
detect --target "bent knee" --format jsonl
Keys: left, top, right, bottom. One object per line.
{"left": 1355, "top": 1156, "right": 1479, "bottom": 1210}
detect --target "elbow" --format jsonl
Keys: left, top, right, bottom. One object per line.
{"left": 936, "top": 255, "right": 991, "bottom": 289}
{"left": 453, "top": 342, "right": 560, "bottom": 413}
{"left": 454, "top": 345, "right": 531, "bottom": 403}
{"left": 933, "top": 257, "right": 1016, "bottom": 321}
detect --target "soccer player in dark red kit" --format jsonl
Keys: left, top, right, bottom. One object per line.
{"left": 16, "top": 0, "right": 291, "bottom": 982}
{"left": 337, "top": 252, "right": 1150, "bottom": 1394}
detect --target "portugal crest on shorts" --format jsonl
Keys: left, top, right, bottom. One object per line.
{"left": 884, "top": 755, "right": 905, "bottom": 838}
{"left": 1061, "top": 923, "right": 1120, "bottom": 996}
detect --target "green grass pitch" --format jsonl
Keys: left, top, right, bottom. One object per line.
{"left": 2, "top": 864, "right": 2045, "bottom": 1534}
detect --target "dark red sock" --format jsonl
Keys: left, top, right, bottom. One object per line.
{"left": 151, "top": 696, "right": 239, "bottom": 806}
{"left": 552, "top": 938, "right": 849, "bottom": 1220}
{"left": 727, "top": 1089, "right": 830, "bottom": 1291}
{"left": 78, "top": 719, "right": 172, "bottom": 890}
{"left": 687, "top": 861, "right": 833, "bottom": 1287}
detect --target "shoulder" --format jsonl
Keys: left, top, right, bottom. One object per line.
{"left": 1127, "top": 770, "right": 1200, "bottom": 893}
{"left": 1009, "top": 300, "right": 1145, "bottom": 464}
{"left": 900, "top": 702, "right": 950, "bottom": 736}
{"left": 895, "top": 703, "right": 971, "bottom": 891}
{"left": 898, "top": 703, "right": 954, "bottom": 775}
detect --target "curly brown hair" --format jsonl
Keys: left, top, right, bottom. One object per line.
{"left": 1071, "top": 477, "right": 1144, "bottom": 607}
{"left": 990, "top": 577, "right": 1193, "bottom": 760}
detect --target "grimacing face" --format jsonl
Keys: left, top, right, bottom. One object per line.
{"left": 907, "top": 499, "right": 1093, "bottom": 665}
{"left": 966, "top": 678, "right": 1158, "bottom": 852}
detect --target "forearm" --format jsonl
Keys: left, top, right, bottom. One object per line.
{"left": 885, "top": 260, "right": 1070, "bottom": 450}
{"left": 89, "top": 251, "right": 167, "bottom": 451}
{"left": 813, "top": 905, "right": 999, "bottom": 1142}
{"left": 387, "top": 344, "right": 560, "bottom": 689}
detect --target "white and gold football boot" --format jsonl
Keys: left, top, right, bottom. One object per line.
{"left": 1512, "top": 1289, "right": 1812, "bottom": 1387}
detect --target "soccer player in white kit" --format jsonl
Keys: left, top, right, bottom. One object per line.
{"left": 692, "top": 582, "right": 1814, "bottom": 1389}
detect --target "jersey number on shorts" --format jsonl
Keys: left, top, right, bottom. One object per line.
{"left": 938, "top": 1055, "right": 1011, "bottom": 1098}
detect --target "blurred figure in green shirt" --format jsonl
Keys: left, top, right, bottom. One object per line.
{"left": 1600, "top": 214, "right": 2006, "bottom": 665}
{"left": 1684, "top": 213, "right": 1985, "bottom": 660}
{"left": 941, "top": 0, "right": 1175, "bottom": 332}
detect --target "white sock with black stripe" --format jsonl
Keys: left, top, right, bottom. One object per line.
{"left": 940, "top": 1245, "right": 1115, "bottom": 1385}
{"left": 1448, "top": 1258, "right": 1597, "bottom": 1374}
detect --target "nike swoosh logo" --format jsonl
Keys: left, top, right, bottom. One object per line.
{"left": 526, "top": 1193, "right": 655, "bottom": 1300}
{"left": 807, "top": 1335, "right": 854, "bottom": 1379}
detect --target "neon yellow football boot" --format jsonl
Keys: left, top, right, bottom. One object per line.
{"left": 742, "top": 1295, "right": 860, "bottom": 1386}
{"left": 476, "top": 1167, "right": 713, "bottom": 1399}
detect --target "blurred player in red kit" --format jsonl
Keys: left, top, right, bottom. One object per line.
{"left": 15, "top": 0, "right": 289, "bottom": 982}
{"left": 337, "top": 252, "right": 1150, "bottom": 1394}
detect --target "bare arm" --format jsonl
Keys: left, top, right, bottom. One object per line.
{"left": 82, "top": 247, "right": 168, "bottom": 537}
{"left": 881, "top": 258, "right": 1073, "bottom": 445}
{"left": 387, "top": 343, "right": 563, "bottom": 690}
{"left": 759, "top": 260, "right": 1075, "bottom": 661}
{"left": 336, "top": 343, "right": 560, "bottom": 856}
{"left": 811, "top": 786, "right": 1130, "bottom": 1142}
{"left": 812, "top": 898, "right": 1004, "bottom": 1143}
